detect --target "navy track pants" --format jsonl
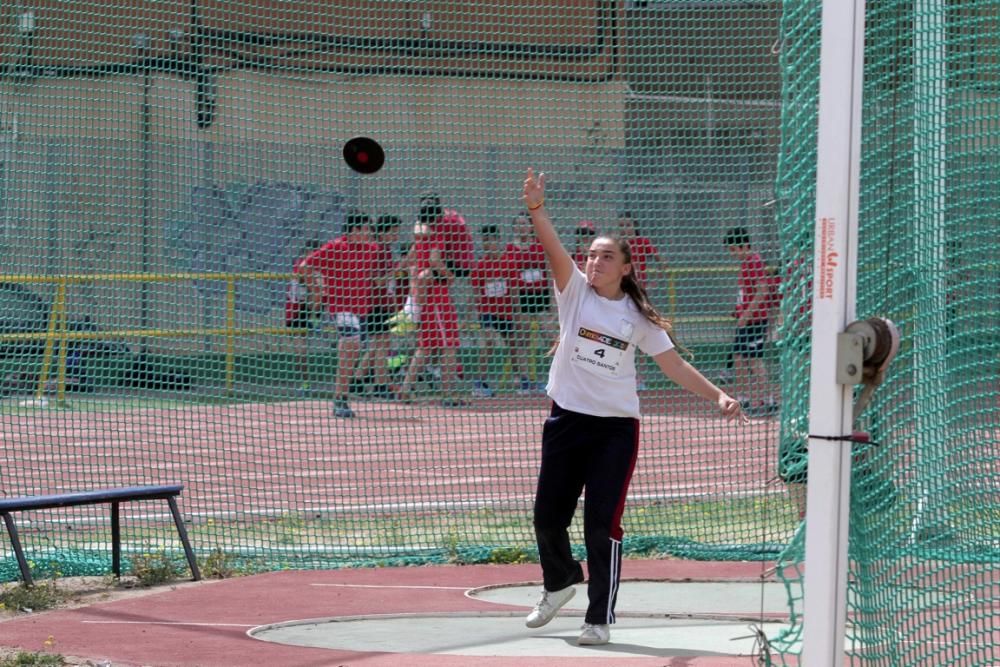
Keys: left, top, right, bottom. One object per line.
{"left": 533, "top": 402, "right": 639, "bottom": 625}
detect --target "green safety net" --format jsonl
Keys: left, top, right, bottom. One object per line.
{"left": 768, "top": 1, "right": 1000, "bottom": 665}
{"left": 0, "top": 2, "right": 995, "bottom": 665}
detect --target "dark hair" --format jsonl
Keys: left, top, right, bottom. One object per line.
{"left": 724, "top": 226, "right": 751, "bottom": 247}
{"left": 618, "top": 210, "right": 641, "bottom": 233}
{"left": 373, "top": 214, "right": 402, "bottom": 237}
{"left": 343, "top": 209, "right": 371, "bottom": 234}
{"left": 481, "top": 224, "right": 500, "bottom": 237}
{"left": 300, "top": 238, "right": 323, "bottom": 255}
{"left": 418, "top": 191, "right": 443, "bottom": 224}
{"left": 547, "top": 236, "right": 683, "bottom": 356}
{"left": 576, "top": 226, "right": 596, "bottom": 237}
{"left": 606, "top": 236, "right": 675, "bottom": 336}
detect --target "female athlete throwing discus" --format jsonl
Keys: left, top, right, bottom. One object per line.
{"left": 521, "top": 168, "right": 746, "bottom": 646}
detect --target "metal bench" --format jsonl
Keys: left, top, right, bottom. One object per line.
{"left": 0, "top": 484, "right": 201, "bottom": 585}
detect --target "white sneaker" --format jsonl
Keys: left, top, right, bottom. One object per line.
{"left": 577, "top": 622, "right": 610, "bottom": 645}
{"left": 524, "top": 586, "right": 575, "bottom": 628}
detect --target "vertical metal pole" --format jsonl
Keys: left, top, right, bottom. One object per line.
{"left": 802, "top": 0, "right": 867, "bottom": 663}
{"left": 2, "top": 513, "right": 34, "bottom": 586}
{"left": 167, "top": 496, "right": 202, "bottom": 581}
{"left": 111, "top": 500, "right": 121, "bottom": 577}
{"left": 35, "top": 280, "right": 67, "bottom": 400}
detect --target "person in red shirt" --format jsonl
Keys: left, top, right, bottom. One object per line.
{"left": 297, "top": 209, "right": 378, "bottom": 418}
{"left": 512, "top": 212, "right": 553, "bottom": 394}
{"left": 616, "top": 212, "right": 666, "bottom": 391}
{"left": 469, "top": 224, "right": 526, "bottom": 397}
{"left": 353, "top": 214, "right": 405, "bottom": 399}
{"left": 616, "top": 211, "right": 666, "bottom": 289}
{"left": 397, "top": 220, "right": 463, "bottom": 406}
{"left": 724, "top": 226, "right": 777, "bottom": 415}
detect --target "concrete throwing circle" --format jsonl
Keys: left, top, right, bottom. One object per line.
{"left": 467, "top": 580, "right": 790, "bottom": 616}
{"left": 249, "top": 581, "right": 791, "bottom": 659}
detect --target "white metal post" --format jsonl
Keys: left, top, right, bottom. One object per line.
{"left": 802, "top": 0, "right": 867, "bottom": 664}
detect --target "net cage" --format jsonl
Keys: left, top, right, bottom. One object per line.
{"left": 0, "top": 2, "right": 995, "bottom": 664}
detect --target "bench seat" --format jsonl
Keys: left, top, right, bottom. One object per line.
{"left": 1, "top": 484, "right": 201, "bottom": 585}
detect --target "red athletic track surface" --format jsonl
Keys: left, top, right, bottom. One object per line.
{"left": 1, "top": 390, "right": 780, "bottom": 526}
{"left": 0, "top": 560, "right": 793, "bottom": 667}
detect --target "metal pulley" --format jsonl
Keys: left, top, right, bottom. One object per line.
{"left": 836, "top": 317, "right": 901, "bottom": 419}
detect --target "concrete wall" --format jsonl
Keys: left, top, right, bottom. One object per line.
{"left": 0, "top": 0, "right": 789, "bottom": 353}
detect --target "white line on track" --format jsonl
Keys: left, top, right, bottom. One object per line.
{"left": 310, "top": 583, "right": 469, "bottom": 590}
{"left": 82, "top": 621, "right": 255, "bottom": 627}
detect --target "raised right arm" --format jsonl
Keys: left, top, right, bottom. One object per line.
{"left": 522, "top": 168, "right": 574, "bottom": 293}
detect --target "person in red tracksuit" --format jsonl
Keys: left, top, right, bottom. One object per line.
{"left": 296, "top": 210, "right": 378, "bottom": 418}
{"left": 397, "top": 221, "right": 463, "bottom": 406}
{"left": 615, "top": 211, "right": 667, "bottom": 391}
{"left": 354, "top": 214, "right": 405, "bottom": 399}
{"left": 725, "top": 226, "right": 779, "bottom": 415}
{"left": 521, "top": 168, "right": 745, "bottom": 647}
{"left": 615, "top": 211, "right": 666, "bottom": 290}
{"left": 469, "top": 224, "right": 526, "bottom": 397}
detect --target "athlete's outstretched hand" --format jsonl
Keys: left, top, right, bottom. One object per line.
{"left": 719, "top": 393, "right": 748, "bottom": 423}
{"left": 523, "top": 168, "right": 546, "bottom": 210}
{"left": 521, "top": 168, "right": 574, "bottom": 292}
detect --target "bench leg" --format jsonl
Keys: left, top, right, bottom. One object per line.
{"left": 111, "top": 501, "right": 121, "bottom": 578}
{"left": 2, "top": 512, "right": 33, "bottom": 586}
{"left": 167, "top": 497, "right": 201, "bottom": 581}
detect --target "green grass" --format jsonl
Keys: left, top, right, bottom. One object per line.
{"left": 2, "top": 494, "right": 802, "bottom": 583}
{"left": 0, "top": 653, "right": 66, "bottom": 667}
{"left": 15, "top": 487, "right": 996, "bottom": 582}
{"left": 0, "top": 577, "right": 70, "bottom": 613}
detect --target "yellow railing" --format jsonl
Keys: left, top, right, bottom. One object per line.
{"left": 662, "top": 266, "right": 738, "bottom": 324}
{"left": 0, "top": 272, "right": 294, "bottom": 402}
{"left": 0, "top": 266, "right": 741, "bottom": 403}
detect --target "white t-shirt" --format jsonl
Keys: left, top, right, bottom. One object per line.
{"left": 546, "top": 267, "right": 673, "bottom": 418}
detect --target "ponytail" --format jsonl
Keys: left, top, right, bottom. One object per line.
{"left": 547, "top": 235, "right": 687, "bottom": 356}
{"left": 620, "top": 271, "right": 687, "bottom": 355}
{"left": 614, "top": 237, "right": 689, "bottom": 355}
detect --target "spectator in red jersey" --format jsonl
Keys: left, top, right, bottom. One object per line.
{"left": 397, "top": 220, "right": 464, "bottom": 406}
{"left": 616, "top": 211, "right": 667, "bottom": 391}
{"left": 616, "top": 211, "right": 666, "bottom": 289}
{"left": 724, "top": 226, "right": 778, "bottom": 415}
{"left": 469, "top": 224, "right": 527, "bottom": 398}
{"left": 354, "top": 214, "right": 405, "bottom": 399}
{"left": 512, "top": 212, "right": 553, "bottom": 394}
{"left": 572, "top": 221, "right": 597, "bottom": 270}
{"left": 285, "top": 238, "right": 324, "bottom": 394}
{"left": 297, "top": 209, "right": 379, "bottom": 418}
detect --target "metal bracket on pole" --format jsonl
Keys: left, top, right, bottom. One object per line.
{"left": 836, "top": 330, "right": 866, "bottom": 385}
{"left": 838, "top": 317, "right": 901, "bottom": 420}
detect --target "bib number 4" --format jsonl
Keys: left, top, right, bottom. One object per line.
{"left": 571, "top": 327, "right": 628, "bottom": 378}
